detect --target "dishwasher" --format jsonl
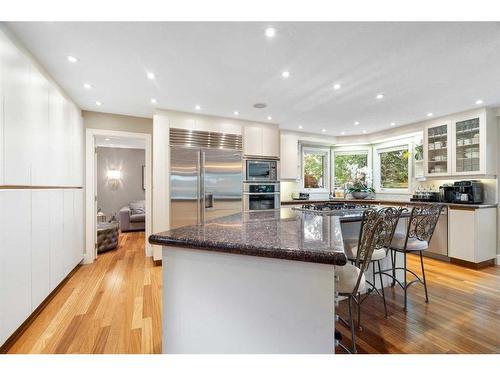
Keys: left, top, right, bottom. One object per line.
{"left": 424, "top": 206, "right": 449, "bottom": 261}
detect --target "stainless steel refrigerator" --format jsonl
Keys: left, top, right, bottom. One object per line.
{"left": 170, "top": 146, "right": 243, "bottom": 229}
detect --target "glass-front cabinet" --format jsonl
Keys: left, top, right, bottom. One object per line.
{"left": 452, "top": 116, "right": 482, "bottom": 175}
{"left": 424, "top": 109, "right": 493, "bottom": 177}
{"left": 424, "top": 121, "right": 451, "bottom": 176}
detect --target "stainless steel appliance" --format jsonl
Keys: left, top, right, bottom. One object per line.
{"left": 170, "top": 128, "right": 243, "bottom": 229}
{"left": 243, "top": 182, "right": 280, "bottom": 211}
{"left": 451, "top": 180, "right": 483, "bottom": 204}
{"left": 244, "top": 157, "right": 278, "bottom": 182}
{"left": 439, "top": 185, "right": 455, "bottom": 203}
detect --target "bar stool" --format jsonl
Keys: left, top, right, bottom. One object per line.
{"left": 336, "top": 208, "right": 384, "bottom": 353}
{"left": 383, "top": 204, "right": 443, "bottom": 311}
{"left": 344, "top": 207, "right": 403, "bottom": 321}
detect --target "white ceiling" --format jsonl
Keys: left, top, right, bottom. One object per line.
{"left": 95, "top": 135, "right": 146, "bottom": 149}
{"left": 6, "top": 22, "right": 500, "bottom": 136}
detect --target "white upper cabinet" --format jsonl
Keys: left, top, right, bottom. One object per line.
{"left": 2, "top": 37, "right": 32, "bottom": 185}
{"left": 29, "top": 65, "right": 50, "bottom": 186}
{"left": 0, "top": 28, "right": 83, "bottom": 188}
{"left": 243, "top": 124, "right": 280, "bottom": 158}
{"left": 280, "top": 132, "right": 299, "bottom": 180}
{"left": 424, "top": 120, "right": 452, "bottom": 177}
{"left": 423, "top": 108, "right": 496, "bottom": 177}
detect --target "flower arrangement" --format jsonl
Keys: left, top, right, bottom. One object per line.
{"left": 346, "top": 165, "right": 374, "bottom": 197}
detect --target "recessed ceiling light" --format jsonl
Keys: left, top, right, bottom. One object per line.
{"left": 150, "top": 98, "right": 157, "bottom": 104}
{"left": 195, "top": 105, "right": 201, "bottom": 110}
{"left": 233, "top": 111, "right": 239, "bottom": 116}
{"left": 253, "top": 103, "right": 267, "bottom": 109}
{"left": 427, "top": 112, "right": 433, "bottom": 117}
{"left": 362, "top": 130, "right": 367, "bottom": 134}
{"left": 83, "top": 83, "right": 92, "bottom": 89}
{"left": 376, "top": 93, "right": 385, "bottom": 100}
{"left": 265, "top": 27, "right": 276, "bottom": 38}
{"left": 95, "top": 101, "right": 102, "bottom": 106}
{"left": 105, "top": 138, "right": 110, "bottom": 141}
{"left": 298, "top": 125, "right": 303, "bottom": 129}
{"left": 67, "top": 55, "right": 78, "bottom": 63}
{"left": 267, "top": 116, "right": 272, "bottom": 121}
{"left": 341, "top": 131, "right": 346, "bottom": 135}
{"left": 354, "top": 121, "right": 360, "bottom": 126}
{"left": 475, "top": 99, "right": 483, "bottom": 105}
{"left": 333, "top": 83, "right": 341, "bottom": 90}
{"left": 390, "top": 122, "right": 396, "bottom": 127}
{"left": 281, "top": 71, "right": 290, "bottom": 78}
{"left": 146, "top": 72, "right": 155, "bottom": 80}
{"left": 321, "top": 129, "right": 326, "bottom": 133}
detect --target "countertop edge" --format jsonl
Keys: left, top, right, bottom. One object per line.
{"left": 148, "top": 234, "right": 348, "bottom": 266}
{"left": 280, "top": 199, "right": 497, "bottom": 209}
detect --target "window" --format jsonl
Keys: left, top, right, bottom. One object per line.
{"left": 377, "top": 146, "right": 410, "bottom": 190}
{"left": 333, "top": 151, "right": 369, "bottom": 190}
{"left": 302, "top": 147, "right": 329, "bottom": 189}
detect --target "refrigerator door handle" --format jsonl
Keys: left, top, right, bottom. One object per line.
{"left": 196, "top": 150, "right": 202, "bottom": 225}
{"left": 200, "top": 151, "right": 206, "bottom": 223}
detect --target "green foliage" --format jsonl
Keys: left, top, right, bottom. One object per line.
{"left": 380, "top": 149, "right": 408, "bottom": 188}
{"left": 304, "top": 154, "right": 325, "bottom": 188}
{"left": 334, "top": 154, "right": 368, "bottom": 189}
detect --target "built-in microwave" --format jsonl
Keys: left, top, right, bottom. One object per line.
{"left": 244, "top": 158, "right": 278, "bottom": 182}
{"left": 243, "top": 182, "right": 281, "bottom": 211}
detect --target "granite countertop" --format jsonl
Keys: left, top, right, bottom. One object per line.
{"left": 149, "top": 208, "right": 349, "bottom": 266}
{"left": 281, "top": 198, "right": 498, "bottom": 209}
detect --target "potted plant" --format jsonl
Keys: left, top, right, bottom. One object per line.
{"left": 346, "top": 165, "right": 374, "bottom": 199}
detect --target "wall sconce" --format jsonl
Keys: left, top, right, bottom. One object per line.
{"left": 107, "top": 170, "right": 122, "bottom": 180}
{"left": 107, "top": 169, "right": 121, "bottom": 190}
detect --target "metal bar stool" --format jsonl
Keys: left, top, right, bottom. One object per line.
{"left": 381, "top": 204, "right": 443, "bottom": 311}
{"left": 344, "top": 207, "right": 404, "bottom": 323}
{"left": 336, "top": 208, "right": 384, "bottom": 353}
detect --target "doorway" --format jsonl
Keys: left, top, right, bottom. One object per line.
{"left": 85, "top": 129, "right": 152, "bottom": 263}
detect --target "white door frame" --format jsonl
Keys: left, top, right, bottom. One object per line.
{"left": 85, "top": 128, "right": 153, "bottom": 264}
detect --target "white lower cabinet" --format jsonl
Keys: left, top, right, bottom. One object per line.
{"left": 31, "top": 191, "right": 51, "bottom": 309}
{"left": 0, "top": 191, "right": 32, "bottom": 344}
{"left": 0, "top": 189, "right": 84, "bottom": 346}
{"left": 448, "top": 207, "right": 497, "bottom": 263}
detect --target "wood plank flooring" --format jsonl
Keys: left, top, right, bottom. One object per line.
{"left": 6, "top": 232, "right": 161, "bottom": 354}
{"left": 4, "top": 232, "right": 499, "bottom": 354}
{"left": 336, "top": 254, "right": 500, "bottom": 354}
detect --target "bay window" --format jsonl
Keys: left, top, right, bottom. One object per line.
{"left": 333, "top": 151, "right": 369, "bottom": 190}
{"left": 374, "top": 143, "right": 412, "bottom": 192}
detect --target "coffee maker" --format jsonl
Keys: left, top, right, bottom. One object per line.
{"left": 451, "top": 180, "right": 483, "bottom": 204}
{"left": 439, "top": 185, "right": 455, "bottom": 203}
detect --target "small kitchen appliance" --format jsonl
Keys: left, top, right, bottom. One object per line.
{"left": 451, "top": 180, "right": 483, "bottom": 204}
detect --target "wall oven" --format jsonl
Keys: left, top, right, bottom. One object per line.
{"left": 243, "top": 182, "right": 281, "bottom": 211}
{"left": 244, "top": 158, "right": 278, "bottom": 182}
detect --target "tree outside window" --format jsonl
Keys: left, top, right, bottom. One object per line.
{"left": 304, "top": 152, "right": 327, "bottom": 189}
{"left": 334, "top": 153, "right": 368, "bottom": 189}
{"left": 379, "top": 148, "right": 409, "bottom": 189}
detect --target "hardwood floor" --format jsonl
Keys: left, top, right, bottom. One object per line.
{"left": 6, "top": 232, "right": 161, "bottom": 354}
{"left": 336, "top": 254, "right": 500, "bottom": 354}
{"left": 4, "top": 232, "right": 499, "bottom": 354}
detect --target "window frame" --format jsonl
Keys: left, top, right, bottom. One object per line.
{"left": 301, "top": 145, "right": 331, "bottom": 192}
{"left": 373, "top": 140, "right": 413, "bottom": 194}
{"left": 331, "top": 145, "right": 372, "bottom": 191}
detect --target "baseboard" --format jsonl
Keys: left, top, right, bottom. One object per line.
{"left": 450, "top": 257, "right": 496, "bottom": 269}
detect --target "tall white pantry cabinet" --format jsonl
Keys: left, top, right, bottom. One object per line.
{"left": 0, "top": 27, "right": 84, "bottom": 346}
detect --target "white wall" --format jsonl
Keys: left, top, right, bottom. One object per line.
{"left": 0, "top": 25, "right": 84, "bottom": 346}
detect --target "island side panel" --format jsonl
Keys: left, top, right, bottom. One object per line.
{"left": 162, "top": 246, "right": 336, "bottom": 354}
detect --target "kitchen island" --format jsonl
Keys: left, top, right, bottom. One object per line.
{"left": 150, "top": 208, "right": 352, "bottom": 354}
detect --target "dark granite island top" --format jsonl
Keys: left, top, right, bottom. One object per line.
{"left": 149, "top": 208, "right": 348, "bottom": 266}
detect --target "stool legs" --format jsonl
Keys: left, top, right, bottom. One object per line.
{"left": 404, "top": 251, "right": 408, "bottom": 311}
{"left": 377, "top": 260, "right": 388, "bottom": 318}
{"left": 347, "top": 296, "right": 357, "bottom": 354}
{"left": 420, "top": 251, "right": 429, "bottom": 303}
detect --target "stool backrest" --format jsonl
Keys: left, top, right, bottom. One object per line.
{"left": 405, "top": 204, "right": 443, "bottom": 245}
{"left": 353, "top": 209, "right": 384, "bottom": 293}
